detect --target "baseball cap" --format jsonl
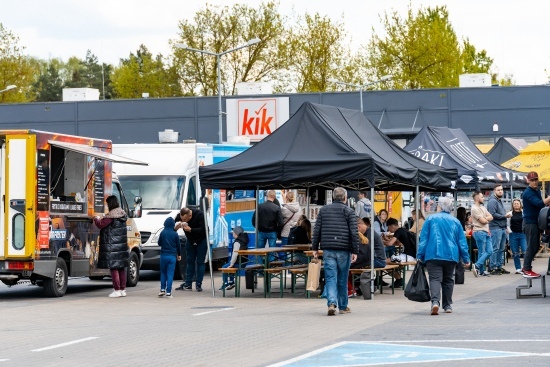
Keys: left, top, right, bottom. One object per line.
{"left": 232, "top": 226, "right": 244, "bottom": 235}
{"left": 526, "top": 171, "right": 539, "bottom": 181}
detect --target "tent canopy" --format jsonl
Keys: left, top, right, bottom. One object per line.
{"left": 199, "top": 102, "right": 457, "bottom": 191}
{"left": 405, "top": 126, "right": 527, "bottom": 189}
{"left": 502, "top": 140, "right": 550, "bottom": 181}
{"left": 486, "top": 137, "right": 527, "bottom": 165}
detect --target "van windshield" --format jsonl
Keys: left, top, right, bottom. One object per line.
{"left": 117, "top": 175, "right": 185, "bottom": 210}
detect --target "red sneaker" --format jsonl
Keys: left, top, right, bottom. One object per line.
{"left": 522, "top": 269, "right": 541, "bottom": 278}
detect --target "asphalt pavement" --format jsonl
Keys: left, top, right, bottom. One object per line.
{"left": 2, "top": 257, "right": 550, "bottom": 367}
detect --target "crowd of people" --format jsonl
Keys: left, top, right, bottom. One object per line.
{"left": 96, "top": 174, "right": 550, "bottom": 319}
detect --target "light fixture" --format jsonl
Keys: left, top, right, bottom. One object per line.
{"left": 175, "top": 39, "right": 261, "bottom": 143}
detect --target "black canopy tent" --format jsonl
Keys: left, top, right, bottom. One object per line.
{"left": 199, "top": 102, "right": 458, "bottom": 191}
{"left": 199, "top": 102, "right": 458, "bottom": 299}
{"left": 486, "top": 137, "right": 527, "bottom": 165}
{"left": 405, "top": 126, "right": 527, "bottom": 190}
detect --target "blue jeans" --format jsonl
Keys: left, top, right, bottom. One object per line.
{"left": 523, "top": 223, "right": 540, "bottom": 271}
{"left": 323, "top": 249, "right": 351, "bottom": 310}
{"left": 221, "top": 262, "right": 244, "bottom": 284}
{"left": 160, "top": 254, "right": 177, "bottom": 293}
{"left": 184, "top": 238, "right": 207, "bottom": 287}
{"left": 473, "top": 231, "right": 493, "bottom": 273}
{"left": 489, "top": 228, "right": 507, "bottom": 269}
{"left": 509, "top": 232, "right": 527, "bottom": 270}
{"left": 257, "top": 231, "right": 277, "bottom": 263}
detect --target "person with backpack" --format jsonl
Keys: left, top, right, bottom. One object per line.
{"left": 355, "top": 191, "right": 372, "bottom": 219}
{"left": 219, "top": 226, "right": 250, "bottom": 291}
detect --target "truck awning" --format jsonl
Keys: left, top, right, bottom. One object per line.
{"left": 48, "top": 140, "right": 148, "bottom": 166}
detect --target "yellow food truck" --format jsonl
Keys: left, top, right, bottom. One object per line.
{"left": 0, "top": 130, "right": 146, "bottom": 297}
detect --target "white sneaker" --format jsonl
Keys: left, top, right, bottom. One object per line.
{"left": 515, "top": 269, "right": 523, "bottom": 274}
{"left": 165, "top": 293, "right": 173, "bottom": 298}
{"left": 120, "top": 290, "right": 127, "bottom": 297}
{"left": 108, "top": 290, "right": 122, "bottom": 298}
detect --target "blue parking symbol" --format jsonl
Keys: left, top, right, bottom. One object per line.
{"left": 270, "top": 342, "right": 529, "bottom": 367}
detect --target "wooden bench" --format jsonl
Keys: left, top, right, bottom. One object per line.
{"left": 265, "top": 267, "right": 285, "bottom": 298}
{"left": 349, "top": 264, "right": 400, "bottom": 294}
{"left": 288, "top": 267, "right": 310, "bottom": 298}
{"left": 219, "top": 268, "right": 240, "bottom": 297}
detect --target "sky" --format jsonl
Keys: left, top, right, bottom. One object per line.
{"left": 2, "top": 0, "right": 549, "bottom": 85}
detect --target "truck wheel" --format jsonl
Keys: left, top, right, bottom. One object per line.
{"left": 126, "top": 252, "right": 140, "bottom": 287}
{"left": 44, "top": 258, "right": 68, "bottom": 297}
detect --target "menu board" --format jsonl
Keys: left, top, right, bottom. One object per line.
{"left": 94, "top": 160, "right": 105, "bottom": 213}
{"left": 37, "top": 150, "right": 50, "bottom": 211}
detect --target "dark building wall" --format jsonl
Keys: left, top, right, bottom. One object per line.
{"left": 0, "top": 86, "right": 549, "bottom": 143}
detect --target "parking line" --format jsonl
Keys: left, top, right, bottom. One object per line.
{"left": 31, "top": 337, "right": 99, "bottom": 352}
{"left": 0, "top": 359, "right": 9, "bottom": 363}
{"left": 193, "top": 307, "right": 234, "bottom": 316}
{"left": 376, "top": 339, "right": 550, "bottom": 343}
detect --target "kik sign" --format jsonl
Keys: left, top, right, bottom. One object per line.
{"left": 239, "top": 99, "right": 277, "bottom": 140}
{"left": 227, "top": 97, "right": 290, "bottom": 142}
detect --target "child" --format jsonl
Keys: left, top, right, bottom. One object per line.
{"left": 219, "top": 226, "right": 249, "bottom": 291}
{"left": 158, "top": 217, "right": 182, "bottom": 298}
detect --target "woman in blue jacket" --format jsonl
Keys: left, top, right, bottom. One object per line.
{"left": 417, "top": 197, "right": 470, "bottom": 315}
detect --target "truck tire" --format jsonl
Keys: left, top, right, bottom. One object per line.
{"left": 44, "top": 258, "right": 68, "bottom": 297}
{"left": 126, "top": 252, "right": 140, "bottom": 287}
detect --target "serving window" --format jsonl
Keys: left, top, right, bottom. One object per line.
{"left": 50, "top": 146, "right": 87, "bottom": 214}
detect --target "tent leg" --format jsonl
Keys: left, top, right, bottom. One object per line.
{"left": 203, "top": 196, "right": 215, "bottom": 298}
{"left": 370, "top": 187, "right": 375, "bottom": 300}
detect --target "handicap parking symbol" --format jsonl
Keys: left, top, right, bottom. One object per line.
{"left": 268, "top": 342, "right": 530, "bottom": 367}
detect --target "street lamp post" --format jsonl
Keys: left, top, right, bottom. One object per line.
{"left": 328, "top": 76, "right": 391, "bottom": 113}
{"left": 0, "top": 85, "right": 16, "bottom": 94}
{"left": 175, "top": 38, "right": 261, "bottom": 144}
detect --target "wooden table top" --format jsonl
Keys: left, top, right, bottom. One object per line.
{"left": 236, "top": 247, "right": 298, "bottom": 255}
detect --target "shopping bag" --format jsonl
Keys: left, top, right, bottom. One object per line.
{"left": 404, "top": 264, "right": 431, "bottom": 302}
{"left": 455, "top": 261, "right": 465, "bottom": 285}
{"left": 306, "top": 258, "right": 322, "bottom": 291}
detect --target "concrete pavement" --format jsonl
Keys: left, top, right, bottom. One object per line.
{"left": 1, "top": 258, "right": 550, "bottom": 367}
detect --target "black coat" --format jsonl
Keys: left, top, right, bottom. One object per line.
{"left": 311, "top": 201, "right": 359, "bottom": 254}
{"left": 252, "top": 200, "right": 283, "bottom": 233}
{"left": 98, "top": 209, "right": 129, "bottom": 270}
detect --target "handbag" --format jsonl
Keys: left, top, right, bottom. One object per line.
{"left": 455, "top": 261, "right": 465, "bottom": 284}
{"left": 404, "top": 264, "right": 431, "bottom": 302}
{"left": 306, "top": 258, "right": 322, "bottom": 291}
{"left": 277, "top": 215, "right": 294, "bottom": 240}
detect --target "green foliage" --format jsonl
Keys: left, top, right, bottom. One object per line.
{"left": 363, "top": 5, "right": 498, "bottom": 90}
{"left": 64, "top": 50, "right": 113, "bottom": 99}
{"left": 276, "top": 12, "right": 353, "bottom": 93}
{"left": 111, "top": 45, "right": 183, "bottom": 98}
{"left": 172, "top": 1, "right": 285, "bottom": 96}
{"left": 0, "top": 23, "right": 37, "bottom": 103}
{"left": 32, "top": 59, "right": 64, "bottom": 101}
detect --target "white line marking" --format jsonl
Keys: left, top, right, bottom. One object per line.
{"left": 267, "top": 340, "right": 548, "bottom": 367}
{"left": 31, "top": 337, "right": 99, "bottom": 352}
{"left": 193, "top": 307, "right": 234, "bottom": 316}
{"left": 376, "top": 339, "right": 550, "bottom": 343}
{"left": 0, "top": 359, "right": 9, "bottom": 363}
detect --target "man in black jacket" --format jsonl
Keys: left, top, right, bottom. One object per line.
{"left": 312, "top": 187, "right": 359, "bottom": 316}
{"left": 252, "top": 190, "right": 283, "bottom": 263}
{"left": 174, "top": 207, "right": 207, "bottom": 292}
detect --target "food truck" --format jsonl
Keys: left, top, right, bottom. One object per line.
{"left": 0, "top": 130, "right": 146, "bottom": 297}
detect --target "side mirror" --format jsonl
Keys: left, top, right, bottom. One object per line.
{"left": 132, "top": 196, "right": 142, "bottom": 218}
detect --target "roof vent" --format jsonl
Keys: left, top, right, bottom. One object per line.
{"left": 158, "top": 129, "right": 178, "bottom": 143}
